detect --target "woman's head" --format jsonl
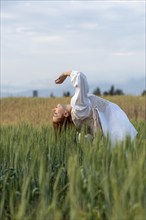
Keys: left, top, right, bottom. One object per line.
{"left": 52, "top": 104, "right": 73, "bottom": 131}
{"left": 52, "top": 104, "right": 70, "bottom": 122}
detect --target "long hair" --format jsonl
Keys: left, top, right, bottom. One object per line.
{"left": 53, "top": 114, "right": 74, "bottom": 135}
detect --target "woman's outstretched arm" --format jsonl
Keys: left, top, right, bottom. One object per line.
{"left": 55, "top": 70, "right": 91, "bottom": 119}
{"left": 55, "top": 71, "right": 71, "bottom": 84}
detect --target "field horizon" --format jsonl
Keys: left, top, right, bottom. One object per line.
{"left": 1, "top": 95, "right": 145, "bottom": 126}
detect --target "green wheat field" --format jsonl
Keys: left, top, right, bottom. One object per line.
{"left": 0, "top": 96, "right": 145, "bottom": 220}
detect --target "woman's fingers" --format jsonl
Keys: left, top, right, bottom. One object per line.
{"left": 55, "top": 78, "right": 60, "bottom": 84}
{"left": 55, "top": 74, "right": 67, "bottom": 84}
{"left": 55, "top": 77, "right": 63, "bottom": 84}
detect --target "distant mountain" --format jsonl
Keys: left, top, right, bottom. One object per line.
{"left": 1, "top": 77, "right": 145, "bottom": 98}
{"left": 122, "top": 77, "right": 145, "bottom": 95}
{"left": 91, "top": 77, "right": 145, "bottom": 96}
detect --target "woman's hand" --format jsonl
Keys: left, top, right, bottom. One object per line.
{"left": 55, "top": 73, "right": 67, "bottom": 84}
{"left": 55, "top": 71, "right": 71, "bottom": 84}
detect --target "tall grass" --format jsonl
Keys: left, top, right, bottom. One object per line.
{"left": 1, "top": 96, "right": 145, "bottom": 125}
{"left": 0, "top": 122, "right": 145, "bottom": 220}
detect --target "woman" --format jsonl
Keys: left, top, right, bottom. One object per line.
{"left": 52, "top": 70, "right": 137, "bottom": 143}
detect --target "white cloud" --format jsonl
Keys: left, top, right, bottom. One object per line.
{"left": 78, "top": 22, "right": 102, "bottom": 31}
{"left": 33, "top": 35, "right": 63, "bottom": 44}
{"left": 25, "top": 2, "right": 31, "bottom": 7}
{"left": 70, "top": 1, "right": 111, "bottom": 11}
{"left": 112, "top": 51, "right": 136, "bottom": 56}
{"left": 15, "top": 27, "right": 35, "bottom": 36}
{"left": 1, "top": 12, "right": 16, "bottom": 20}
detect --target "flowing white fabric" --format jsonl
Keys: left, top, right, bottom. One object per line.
{"left": 71, "top": 70, "right": 91, "bottom": 120}
{"left": 70, "top": 70, "right": 138, "bottom": 143}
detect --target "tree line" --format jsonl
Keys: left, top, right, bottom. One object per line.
{"left": 93, "top": 85, "right": 124, "bottom": 96}
{"left": 33, "top": 86, "right": 146, "bottom": 98}
{"left": 51, "top": 85, "right": 146, "bottom": 97}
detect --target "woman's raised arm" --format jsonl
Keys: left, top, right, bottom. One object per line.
{"left": 55, "top": 71, "right": 71, "bottom": 84}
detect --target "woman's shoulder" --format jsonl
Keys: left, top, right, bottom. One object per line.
{"left": 88, "top": 94, "right": 109, "bottom": 111}
{"left": 88, "top": 94, "right": 109, "bottom": 104}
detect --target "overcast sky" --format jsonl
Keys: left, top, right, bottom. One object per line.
{"left": 1, "top": 0, "right": 145, "bottom": 93}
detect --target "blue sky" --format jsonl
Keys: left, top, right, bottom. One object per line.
{"left": 1, "top": 0, "right": 145, "bottom": 94}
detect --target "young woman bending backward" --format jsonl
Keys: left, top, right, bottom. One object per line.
{"left": 52, "top": 70, "right": 137, "bottom": 144}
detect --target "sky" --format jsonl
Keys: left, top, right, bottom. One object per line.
{"left": 1, "top": 0, "right": 145, "bottom": 94}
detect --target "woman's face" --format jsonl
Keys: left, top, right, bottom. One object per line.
{"left": 52, "top": 104, "right": 66, "bottom": 123}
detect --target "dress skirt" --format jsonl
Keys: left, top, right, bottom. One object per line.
{"left": 96, "top": 103, "right": 138, "bottom": 143}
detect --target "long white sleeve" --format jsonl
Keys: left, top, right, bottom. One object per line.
{"left": 70, "top": 70, "right": 92, "bottom": 120}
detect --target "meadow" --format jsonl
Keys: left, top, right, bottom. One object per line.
{"left": 0, "top": 96, "right": 145, "bottom": 220}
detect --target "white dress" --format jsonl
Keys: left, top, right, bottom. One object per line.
{"left": 70, "top": 70, "right": 138, "bottom": 143}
